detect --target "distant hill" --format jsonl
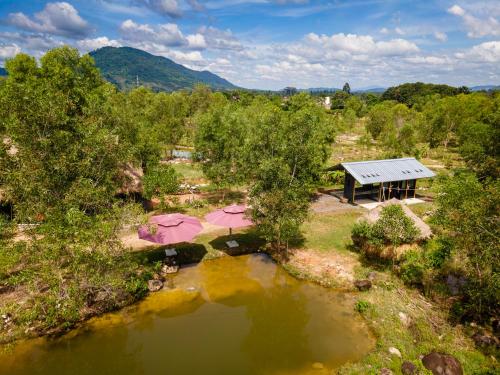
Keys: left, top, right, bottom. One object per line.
{"left": 89, "top": 46, "right": 237, "bottom": 92}
{"left": 381, "top": 82, "right": 469, "bottom": 106}
{"left": 0, "top": 67, "right": 6, "bottom": 76}
{"left": 470, "top": 85, "right": 500, "bottom": 92}
{"left": 353, "top": 87, "right": 386, "bottom": 93}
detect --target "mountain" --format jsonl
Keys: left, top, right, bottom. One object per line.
{"left": 89, "top": 46, "right": 237, "bottom": 92}
{"left": 0, "top": 67, "right": 6, "bottom": 76}
{"left": 353, "top": 86, "right": 386, "bottom": 93}
{"left": 470, "top": 85, "right": 500, "bottom": 92}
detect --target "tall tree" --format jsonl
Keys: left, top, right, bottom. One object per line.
{"left": 342, "top": 82, "right": 351, "bottom": 94}
{"left": 0, "top": 47, "right": 126, "bottom": 222}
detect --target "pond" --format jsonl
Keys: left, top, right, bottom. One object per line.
{"left": 0, "top": 254, "right": 374, "bottom": 375}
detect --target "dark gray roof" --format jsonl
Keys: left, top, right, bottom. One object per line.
{"left": 341, "top": 158, "right": 435, "bottom": 185}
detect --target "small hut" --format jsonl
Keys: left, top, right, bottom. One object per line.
{"left": 341, "top": 158, "right": 435, "bottom": 204}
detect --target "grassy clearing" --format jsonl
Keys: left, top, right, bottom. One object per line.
{"left": 301, "top": 210, "right": 363, "bottom": 253}
{"left": 171, "top": 162, "right": 206, "bottom": 183}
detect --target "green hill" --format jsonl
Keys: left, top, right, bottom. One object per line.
{"left": 89, "top": 46, "right": 237, "bottom": 92}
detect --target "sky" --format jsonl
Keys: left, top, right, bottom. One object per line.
{"left": 0, "top": 0, "right": 499, "bottom": 90}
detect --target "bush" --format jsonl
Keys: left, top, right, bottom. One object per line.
{"left": 400, "top": 250, "right": 426, "bottom": 285}
{"left": 355, "top": 300, "right": 371, "bottom": 313}
{"left": 351, "top": 205, "right": 420, "bottom": 253}
{"left": 372, "top": 205, "right": 420, "bottom": 246}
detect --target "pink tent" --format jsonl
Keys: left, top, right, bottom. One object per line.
{"left": 138, "top": 213, "right": 202, "bottom": 245}
{"left": 205, "top": 204, "right": 253, "bottom": 235}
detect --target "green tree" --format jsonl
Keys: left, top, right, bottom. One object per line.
{"left": 0, "top": 47, "right": 126, "bottom": 221}
{"left": 342, "top": 82, "right": 351, "bottom": 94}
{"left": 433, "top": 173, "right": 499, "bottom": 320}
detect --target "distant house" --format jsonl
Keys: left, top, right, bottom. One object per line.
{"left": 341, "top": 158, "right": 435, "bottom": 204}
{"left": 323, "top": 96, "right": 331, "bottom": 109}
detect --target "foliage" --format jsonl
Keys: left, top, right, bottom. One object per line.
{"left": 381, "top": 82, "right": 469, "bottom": 107}
{"left": 352, "top": 205, "right": 420, "bottom": 255}
{"left": 432, "top": 173, "right": 499, "bottom": 321}
{"left": 0, "top": 47, "right": 126, "bottom": 222}
{"left": 342, "top": 82, "right": 351, "bottom": 94}
{"left": 143, "top": 164, "right": 180, "bottom": 201}
{"left": 354, "top": 299, "right": 371, "bottom": 313}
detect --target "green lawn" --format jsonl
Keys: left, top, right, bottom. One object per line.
{"left": 301, "top": 210, "right": 363, "bottom": 252}
{"left": 171, "top": 163, "right": 205, "bottom": 183}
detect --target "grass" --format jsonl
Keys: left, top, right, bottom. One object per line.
{"left": 301, "top": 210, "right": 363, "bottom": 252}
{"left": 171, "top": 162, "right": 206, "bottom": 183}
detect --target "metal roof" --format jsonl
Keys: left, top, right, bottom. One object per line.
{"left": 341, "top": 158, "right": 435, "bottom": 185}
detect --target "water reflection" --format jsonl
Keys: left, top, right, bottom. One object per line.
{"left": 0, "top": 254, "right": 374, "bottom": 375}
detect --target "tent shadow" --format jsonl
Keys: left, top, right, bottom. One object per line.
{"left": 208, "top": 230, "right": 266, "bottom": 256}
{"left": 132, "top": 243, "right": 208, "bottom": 265}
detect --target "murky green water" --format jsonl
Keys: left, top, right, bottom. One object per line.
{"left": 0, "top": 254, "right": 374, "bottom": 375}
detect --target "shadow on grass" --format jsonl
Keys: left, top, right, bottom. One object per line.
{"left": 346, "top": 243, "right": 394, "bottom": 272}
{"left": 204, "top": 190, "right": 246, "bottom": 205}
{"left": 208, "top": 229, "right": 266, "bottom": 256}
{"left": 131, "top": 243, "right": 208, "bottom": 266}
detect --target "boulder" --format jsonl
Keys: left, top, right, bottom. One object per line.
{"left": 422, "top": 352, "right": 463, "bottom": 375}
{"left": 354, "top": 279, "right": 372, "bottom": 291}
{"left": 399, "top": 312, "right": 411, "bottom": 327}
{"left": 388, "top": 347, "right": 402, "bottom": 358}
{"left": 445, "top": 274, "right": 467, "bottom": 296}
{"left": 401, "top": 361, "right": 417, "bottom": 375}
{"left": 472, "top": 333, "right": 499, "bottom": 348}
{"left": 147, "top": 279, "right": 163, "bottom": 292}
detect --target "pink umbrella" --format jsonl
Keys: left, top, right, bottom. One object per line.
{"left": 205, "top": 204, "right": 253, "bottom": 235}
{"left": 138, "top": 213, "right": 202, "bottom": 245}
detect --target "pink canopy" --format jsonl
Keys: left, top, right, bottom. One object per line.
{"left": 138, "top": 213, "right": 202, "bottom": 245}
{"left": 205, "top": 204, "right": 253, "bottom": 229}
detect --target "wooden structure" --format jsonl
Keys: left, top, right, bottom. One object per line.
{"left": 341, "top": 158, "right": 435, "bottom": 204}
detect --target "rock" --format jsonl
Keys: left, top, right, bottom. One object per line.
{"left": 367, "top": 271, "right": 377, "bottom": 281}
{"left": 445, "top": 274, "right": 467, "bottom": 296}
{"left": 380, "top": 368, "right": 393, "bottom": 375}
{"left": 311, "top": 362, "right": 324, "bottom": 370}
{"left": 147, "top": 279, "right": 163, "bottom": 292}
{"left": 399, "top": 312, "right": 411, "bottom": 327}
{"left": 354, "top": 279, "right": 372, "bottom": 291}
{"left": 401, "top": 361, "right": 417, "bottom": 375}
{"left": 388, "top": 347, "right": 402, "bottom": 358}
{"left": 422, "top": 352, "right": 463, "bottom": 375}
{"left": 161, "top": 264, "right": 179, "bottom": 275}
{"left": 472, "top": 333, "right": 499, "bottom": 348}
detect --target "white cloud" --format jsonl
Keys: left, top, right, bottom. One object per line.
{"left": 8, "top": 2, "right": 91, "bottom": 39}
{"left": 197, "top": 26, "right": 243, "bottom": 50}
{"left": 302, "top": 33, "right": 418, "bottom": 57}
{"left": 186, "top": 34, "right": 207, "bottom": 49}
{"left": 120, "top": 19, "right": 186, "bottom": 46}
{"left": 394, "top": 27, "right": 405, "bottom": 36}
{"left": 77, "top": 37, "right": 122, "bottom": 52}
{"left": 135, "top": 0, "right": 182, "bottom": 18}
{"left": 380, "top": 27, "right": 389, "bottom": 34}
{"left": 434, "top": 31, "right": 447, "bottom": 42}
{"left": 456, "top": 41, "right": 500, "bottom": 62}
{"left": 0, "top": 44, "right": 22, "bottom": 60}
{"left": 448, "top": 4, "right": 500, "bottom": 38}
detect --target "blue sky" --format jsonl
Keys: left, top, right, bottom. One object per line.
{"left": 0, "top": 0, "right": 499, "bottom": 89}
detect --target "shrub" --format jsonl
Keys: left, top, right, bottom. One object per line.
{"left": 355, "top": 300, "right": 371, "bottom": 313}
{"left": 400, "top": 249, "right": 426, "bottom": 285}
{"left": 372, "top": 205, "right": 420, "bottom": 247}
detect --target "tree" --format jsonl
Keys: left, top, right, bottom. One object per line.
{"left": 433, "top": 173, "right": 499, "bottom": 320}
{"left": 342, "top": 82, "right": 351, "bottom": 94}
{"left": 0, "top": 47, "right": 126, "bottom": 222}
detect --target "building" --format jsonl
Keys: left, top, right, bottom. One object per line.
{"left": 341, "top": 158, "right": 435, "bottom": 204}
